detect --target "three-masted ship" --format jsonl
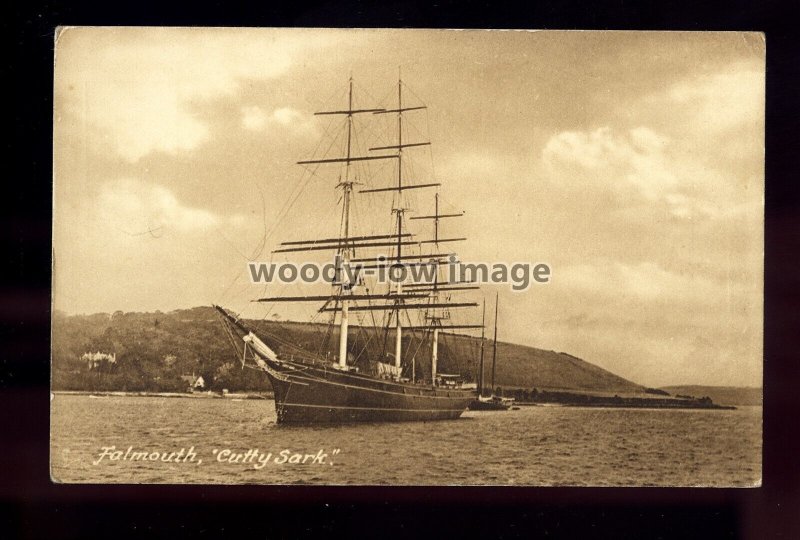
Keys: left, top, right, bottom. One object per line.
{"left": 216, "top": 75, "right": 484, "bottom": 423}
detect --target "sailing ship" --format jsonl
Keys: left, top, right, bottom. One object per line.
{"left": 469, "top": 293, "right": 515, "bottom": 411}
{"left": 215, "top": 75, "right": 484, "bottom": 423}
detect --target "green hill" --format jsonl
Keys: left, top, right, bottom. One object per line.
{"left": 51, "top": 305, "right": 645, "bottom": 394}
{"left": 488, "top": 343, "right": 644, "bottom": 393}
{"left": 659, "top": 385, "right": 762, "bottom": 406}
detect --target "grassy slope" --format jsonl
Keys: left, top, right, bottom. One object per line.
{"left": 659, "top": 385, "right": 763, "bottom": 406}
{"left": 53, "top": 306, "right": 646, "bottom": 394}
{"left": 251, "top": 320, "right": 646, "bottom": 393}
{"left": 240, "top": 317, "right": 644, "bottom": 393}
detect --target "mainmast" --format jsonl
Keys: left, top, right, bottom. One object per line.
{"left": 339, "top": 77, "right": 355, "bottom": 369}
{"left": 371, "top": 72, "right": 436, "bottom": 379}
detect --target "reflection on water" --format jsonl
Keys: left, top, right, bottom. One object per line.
{"left": 50, "top": 394, "right": 761, "bottom": 486}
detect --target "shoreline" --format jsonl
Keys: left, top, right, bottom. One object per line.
{"left": 515, "top": 401, "right": 737, "bottom": 410}
{"left": 51, "top": 390, "right": 273, "bottom": 400}
{"left": 52, "top": 390, "right": 740, "bottom": 409}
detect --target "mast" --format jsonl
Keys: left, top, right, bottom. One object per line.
{"left": 479, "top": 300, "right": 486, "bottom": 396}
{"left": 430, "top": 192, "right": 440, "bottom": 385}
{"left": 360, "top": 74, "right": 460, "bottom": 385}
{"left": 296, "top": 77, "right": 391, "bottom": 368}
{"left": 394, "top": 73, "right": 404, "bottom": 373}
{"left": 434, "top": 192, "right": 440, "bottom": 246}
{"left": 408, "top": 186, "right": 467, "bottom": 386}
{"left": 491, "top": 292, "right": 499, "bottom": 393}
{"left": 431, "top": 326, "right": 439, "bottom": 386}
{"left": 295, "top": 77, "right": 394, "bottom": 368}
{"left": 338, "top": 77, "right": 355, "bottom": 369}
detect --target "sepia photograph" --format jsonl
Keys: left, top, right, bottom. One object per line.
{"left": 50, "top": 28, "right": 764, "bottom": 486}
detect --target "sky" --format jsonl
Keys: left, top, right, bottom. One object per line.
{"left": 53, "top": 28, "right": 765, "bottom": 388}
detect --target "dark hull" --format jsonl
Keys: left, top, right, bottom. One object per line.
{"left": 262, "top": 359, "right": 475, "bottom": 424}
{"left": 468, "top": 399, "right": 512, "bottom": 411}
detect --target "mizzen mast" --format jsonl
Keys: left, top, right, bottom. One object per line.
{"left": 412, "top": 192, "right": 468, "bottom": 384}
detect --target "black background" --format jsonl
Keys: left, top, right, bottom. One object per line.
{"left": 4, "top": 1, "right": 799, "bottom": 538}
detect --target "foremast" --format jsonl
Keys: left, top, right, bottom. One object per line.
{"left": 338, "top": 78, "right": 355, "bottom": 369}
{"left": 294, "top": 77, "right": 391, "bottom": 370}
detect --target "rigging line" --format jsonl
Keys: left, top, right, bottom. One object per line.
{"left": 266, "top": 115, "right": 348, "bottom": 246}
{"left": 314, "top": 297, "right": 337, "bottom": 358}
{"left": 313, "top": 81, "right": 350, "bottom": 120}
{"left": 247, "top": 183, "right": 269, "bottom": 260}
{"left": 421, "top": 106, "right": 438, "bottom": 186}
{"left": 214, "top": 184, "right": 272, "bottom": 265}
{"left": 214, "top": 227, "right": 252, "bottom": 261}
{"left": 379, "top": 309, "right": 393, "bottom": 360}
{"left": 215, "top": 266, "right": 245, "bottom": 308}
{"left": 263, "top": 329, "right": 321, "bottom": 358}
{"left": 402, "top": 80, "right": 427, "bottom": 111}
{"left": 353, "top": 81, "right": 396, "bottom": 150}
{"left": 259, "top": 250, "right": 275, "bottom": 297}
{"left": 258, "top": 280, "right": 292, "bottom": 322}
{"left": 275, "top": 112, "right": 340, "bottom": 215}
{"left": 353, "top": 320, "right": 377, "bottom": 364}
{"left": 365, "top": 285, "right": 385, "bottom": 351}
{"left": 408, "top": 325, "right": 431, "bottom": 377}
{"left": 259, "top": 318, "right": 322, "bottom": 358}
{"left": 352, "top": 79, "right": 383, "bottom": 113}
{"left": 402, "top": 310, "right": 426, "bottom": 367}
{"left": 216, "top": 223, "right": 281, "bottom": 309}
{"left": 371, "top": 76, "right": 397, "bottom": 111}
{"left": 259, "top": 170, "right": 314, "bottom": 249}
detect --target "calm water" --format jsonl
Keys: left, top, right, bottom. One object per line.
{"left": 50, "top": 394, "right": 761, "bottom": 486}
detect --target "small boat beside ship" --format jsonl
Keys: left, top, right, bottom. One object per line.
{"left": 468, "top": 293, "right": 514, "bottom": 411}
{"left": 469, "top": 395, "right": 515, "bottom": 411}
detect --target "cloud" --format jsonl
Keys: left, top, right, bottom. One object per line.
{"left": 98, "top": 178, "right": 220, "bottom": 233}
{"left": 542, "top": 126, "right": 726, "bottom": 219}
{"left": 55, "top": 28, "right": 338, "bottom": 161}
{"left": 525, "top": 259, "right": 762, "bottom": 386}
{"left": 272, "top": 107, "right": 302, "bottom": 125}
{"left": 241, "top": 106, "right": 269, "bottom": 131}
{"left": 666, "top": 65, "right": 764, "bottom": 135}
{"left": 625, "top": 61, "right": 765, "bottom": 175}
{"left": 241, "top": 105, "right": 315, "bottom": 134}
{"left": 543, "top": 127, "right": 677, "bottom": 198}
{"left": 558, "top": 260, "right": 748, "bottom": 308}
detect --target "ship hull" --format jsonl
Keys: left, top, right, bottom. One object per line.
{"left": 262, "top": 359, "right": 475, "bottom": 424}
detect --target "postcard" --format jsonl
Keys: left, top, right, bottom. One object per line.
{"left": 51, "top": 28, "right": 764, "bottom": 485}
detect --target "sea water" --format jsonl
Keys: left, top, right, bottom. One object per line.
{"left": 50, "top": 394, "right": 761, "bottom": 486}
